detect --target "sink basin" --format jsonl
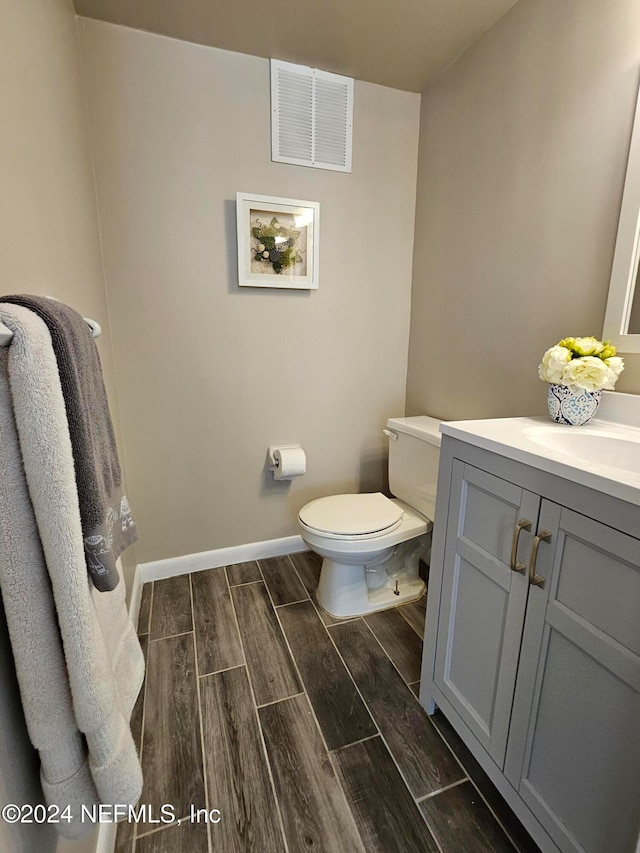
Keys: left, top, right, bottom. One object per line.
{"left": 523, "top": 426, "right": 640, "bottom": 474}
{"left": 441, "top": 402, "right": 640, "bottom": 509}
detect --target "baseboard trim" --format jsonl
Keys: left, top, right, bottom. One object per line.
{"left": 127, "top": 563, "right": 143, "bottom": 630}
{"left": 138, "top": 535, "right": 308, "bottom": 583}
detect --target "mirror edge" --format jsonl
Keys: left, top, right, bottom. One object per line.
{"left": 603, "top": 76, "right": 640, "bottom": 354}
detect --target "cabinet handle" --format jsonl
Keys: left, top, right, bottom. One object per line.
{"left": 510, "top": 518, "right": 532, "bottom": 572}
{"left": 528, "top": 530, "right": 551, "bottom": 588}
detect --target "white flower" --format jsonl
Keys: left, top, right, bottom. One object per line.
{"left": 604, "top": 356, "right": 624, "bottom": 377}
{"left": 572, "top": 336, "right": 605, "bottom": 356}
{"left": 562, "top": 356, "right": 609, "bottom": 392}
{"left": 538, "top": 346, "right": 572, "bottom": 383}
{"left": 602, "top": 356, "right": 625, "bottom": 390}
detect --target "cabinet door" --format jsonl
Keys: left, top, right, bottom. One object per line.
{"left": 434, "top": 461, "right": 539, "bottom": 768}
{"left": 505, "top": 501, "right": 640, "bottom": 853}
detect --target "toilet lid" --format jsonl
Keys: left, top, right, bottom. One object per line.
{"left": 299, "top": 493, "right": 403, "bottom": 536}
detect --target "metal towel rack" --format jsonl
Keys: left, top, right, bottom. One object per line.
{"left": 0, "top": 315, "right": 101, "bottom": 347}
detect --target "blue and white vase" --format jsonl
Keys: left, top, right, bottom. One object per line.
{"left": 547, "top": 384, "right": 602, "bottom": 426}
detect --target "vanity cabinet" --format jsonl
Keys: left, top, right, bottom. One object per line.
{"left": 422, "top": 438, "right": 640, "bottom": 853}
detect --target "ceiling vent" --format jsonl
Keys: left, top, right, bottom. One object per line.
{"left": 271, "top": 59, "right": 353, "bottom": 173}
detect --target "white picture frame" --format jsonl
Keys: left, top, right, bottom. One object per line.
{"left": 236, "top": 192, "right": 319, "bottom": 289}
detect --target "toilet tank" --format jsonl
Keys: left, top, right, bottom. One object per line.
{"left": 385, "top": 415, "right": 442, "bottom": 520}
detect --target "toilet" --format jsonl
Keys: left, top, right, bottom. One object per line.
{"left": 298, "top": 415, "right": 442, "bottom": 619}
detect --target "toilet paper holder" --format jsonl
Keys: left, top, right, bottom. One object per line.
{"left": 268, "top": 444, "right": 299, "bottom": 470}
{"left": 268, "top": 444, "right": 306, "bottom": 479}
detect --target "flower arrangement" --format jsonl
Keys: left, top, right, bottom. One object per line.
{"left": 538, "top": 337, "right": 624, "bottom": 392}
{"left": 252, "top": 216, "right": 303, "bottom": 274}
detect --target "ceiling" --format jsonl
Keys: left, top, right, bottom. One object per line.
{"left": 73, "top": 0, "right": 519, "bottom": 93}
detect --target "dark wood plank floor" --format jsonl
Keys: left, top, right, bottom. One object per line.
{"left": 331, "top": 736, "right": 441, "bottom": 852}
{"left": 230, "top": 580, "right": 301, "bottom": 706}
{"left": 120, "top": 555, "right": 540, "bottom": 852}
{"left": 225, "top": 560, "right": 262, "bottom": 586}
{"left": 136, "top": 822, "right": 208, "bottom": 853}
{"left": 259, "top": 694, "right": 365, "bottom": 853}
{"left": 137, "top": 582, "right": 152, "bottom": 636}
{"left": 139, "top": 632, "right": 205, "bottom": 832}
{"left": 200, "top": 666, "right": 284, "bottom": 852}
{"left": 329, "top": 618, "right": 463, "bottom": 797}
{"left": 277, "top": 601, "right": 376, "bottom": 749}
{"left": 399, "top": 594, "right": 427, "bottom": 637}
{"left": 364, "top": 608, "right": 424, "bottom": 683}
{"left": 420, "top": 780, "right": 516, "bottom": 853}
{"left": 191, "top": 567, "right": 243, "bottom": 676}
{"left": 259, "top": 555, "right": 308, "bottom": 606}
{"left": 149, "top": 575, "right": 192, "bottom": 639}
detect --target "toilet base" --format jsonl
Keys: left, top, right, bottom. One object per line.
{"left": 316, "top": 557, "right": 426, "bottom": 619}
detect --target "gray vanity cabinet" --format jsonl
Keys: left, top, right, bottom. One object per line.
{"left": 424, "top": 440, "right": 640, "bottom": 853}
{"left": 433, "top": 461, "right": 539, "bottom": 767}
{"left": 504, "top": 500, "right": 640, "bottom": 853}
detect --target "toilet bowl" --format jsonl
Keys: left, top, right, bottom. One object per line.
{"left": 298, "top": 416, "right": 442, "bottom": 619}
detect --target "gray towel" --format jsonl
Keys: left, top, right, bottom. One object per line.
{"left": 0, "top": 295, "right": 137, "bottom": 591}
{"left": 0, "top": 346, "right": 100, "bottom": 837}
{"left": 0, "top": 305, "right": 143, "bottom": 836}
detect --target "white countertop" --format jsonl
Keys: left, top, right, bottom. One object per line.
{"left": 441, "top": 412, "right": 640, "bottom": 508}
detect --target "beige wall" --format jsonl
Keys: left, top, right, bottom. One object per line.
{"left": 78, "top": 19, "right": 421, "bottom": 564}
{"left": 406, "top": 0, "right": 640, "bottom": 420}
{"left": 0, "top": 2, "right": 110, "bottom": 850}
{"left": 0, "top": 0, "right": 135, "bottom": 572}
{"left": 0, "top": 3, "right": 123, "bottom": 437}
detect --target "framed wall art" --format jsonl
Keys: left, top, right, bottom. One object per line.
{"left": 236, "top": 192, "right": 319, "bottom": 289}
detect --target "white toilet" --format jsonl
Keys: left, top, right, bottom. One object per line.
{"left": 298, "top": 415, "right": 442, "bottom": 619}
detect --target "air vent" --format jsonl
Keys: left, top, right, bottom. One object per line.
{"left": 271, "top": 59, "right": 353, "bottom": 173}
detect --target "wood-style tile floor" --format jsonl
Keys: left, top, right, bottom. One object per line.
{"left": 118, "top": 552, "right": 541, "bottom": 853}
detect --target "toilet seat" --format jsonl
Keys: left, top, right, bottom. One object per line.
{"left": 298, "top": 493, "right": 404, "bottom": 539}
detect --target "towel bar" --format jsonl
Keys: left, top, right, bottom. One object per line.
{"left": 0, "top": 316, "right": 101, "bottom": 347}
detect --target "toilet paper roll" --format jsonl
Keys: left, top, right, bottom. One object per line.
{"left": 272, "top": 446, "right": 306, "bottom": 480}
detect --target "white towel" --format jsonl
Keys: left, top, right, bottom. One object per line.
{"left": 0, "top": 305, "right": 143, "bottom": 838}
